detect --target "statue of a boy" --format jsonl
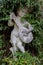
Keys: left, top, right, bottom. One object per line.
{"left": 8, "top": 8, "right": 33, "bottom": 58}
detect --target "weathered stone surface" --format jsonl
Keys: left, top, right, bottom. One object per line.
{"left": 8, "top": 9, "right": 33, "bottom": 58}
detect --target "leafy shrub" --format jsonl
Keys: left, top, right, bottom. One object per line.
{"left": 0, "top": 0, "right": 43, "bottom": 65}
{"left": 2, "top": 52, "right": 40, "bottom": 65}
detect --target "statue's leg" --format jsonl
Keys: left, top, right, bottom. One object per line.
{"left": 17, "top": 38, "right": 25, "bottom": 53}
{"left": 10, "top": 45, "right": 17, "bottom": 58}
{"left": 10, "top": 37, "right": 18, "bottom": 58}
{"left": 10, "top": 47, "right": 15, "bottom": 58}
{"left": 10, "top": 46, "right": 18, "bottom": 59}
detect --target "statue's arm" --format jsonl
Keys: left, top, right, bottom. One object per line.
{"left": 23, "top": 21, "right": 33, "bottom": 32}
{"left": 28, "top": 23, "right": 33, "bottom": 32}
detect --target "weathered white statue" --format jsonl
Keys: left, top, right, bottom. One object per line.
{"left": 8, "top": 8, "right": 33, "bottom": 58}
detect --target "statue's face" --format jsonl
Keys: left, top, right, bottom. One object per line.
{"left": 17, "top": 8, "right": 28, "bottom": 17}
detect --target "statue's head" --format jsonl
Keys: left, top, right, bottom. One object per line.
{"left": 8, "top": 6, "right": 28, "bottom": 27}
{"left": 13, "top": 3, "right": 28, "bottom": 17}
{"left": 17, "top": 7, "right": 28, "bottom": 17}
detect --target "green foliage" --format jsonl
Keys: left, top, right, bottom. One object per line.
{"left": 0, "top": 0, "right": 43, "bottom": 65}
{"left": 2, "top": 52, "right": 40, "bottom": 65}
{"left": 0, "top": 0, "right": 39, "bottom": 21}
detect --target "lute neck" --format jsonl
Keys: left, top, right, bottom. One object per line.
{"left": 13, "top": 16, "right": 23, "bottom": 28}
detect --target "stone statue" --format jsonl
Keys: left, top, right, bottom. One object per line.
{"left": 8, "top": 8, "right": 33, "bottom": 58}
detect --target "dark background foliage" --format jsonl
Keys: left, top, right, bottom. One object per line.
{"left": 0, "top": 0, "right": 43, "bottom": 65}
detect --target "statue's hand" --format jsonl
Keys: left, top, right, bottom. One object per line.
{"left": 19, "top": 26, "right": 29, "bottom": 35}
{"left": 23, "top": 21, "right": 33, "bottom": 32}
{"left": 10, "top": 12, "right": 16, "bottom": 20}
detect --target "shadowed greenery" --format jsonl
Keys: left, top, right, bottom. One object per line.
{"left": 0, "top": 0, "right": 43, "bottom": 65}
